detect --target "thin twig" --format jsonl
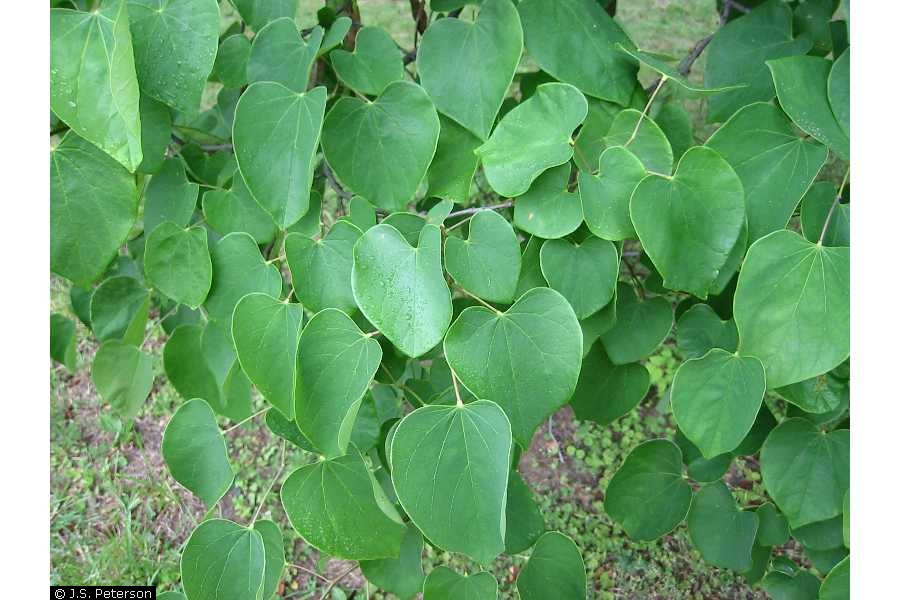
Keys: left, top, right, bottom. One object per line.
{"left": 286, "top": 563, "right": 329, "bottom": 582}
{"left": 818, "top": 168, "right": 850, "bottom": 245}
{"left": 222, "top": 407, "right": 270, "bottom": 434}
{"left": 547, "top": 414, "right": 566, "bottom": 464}
{"left": 454, "top": 285, "right": 502, "bottom": 314}
{"left": 322, "top": 163, "right": 352, "bottom": 200}
{"left": 677, "top": 35, "right": 713, "bottom": 77}
{"left": 627, "top": 76, "right": 667, "bottom": 146}
{"left": 321, "top": 564, "right": 360, "bottom": 598}
{"left": 251, "top": 439, "right": 287, "bottom": 524}
{"left": 446, "top": 200, "right": 513, "bottom": 219}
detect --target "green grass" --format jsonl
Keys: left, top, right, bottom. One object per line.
{"left": 51, "top": 1, "right": 782, "bottom": 598}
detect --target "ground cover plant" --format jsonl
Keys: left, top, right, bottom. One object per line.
{"left": 50, "top": 0, "right": 850, "bottom": 598}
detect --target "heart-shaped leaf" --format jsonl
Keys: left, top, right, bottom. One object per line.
{"left": 444, "top": 287, "right": 582, "bottom": 445}
{"left": 674, "top": 429, "right": 732, "bottom": 484}
{"left": 294, "top": 309, "right": 382, "bottom": 458}
{"left": 755, "top": 502, "right": 790, "bottom": 547}
{"left": 476, "top": 83, "right": 587, "bottom": 197}
{"left": 733, "top": 230, "right": 849, "bottom": 388}
{"left": 605, "top": 439, "right": 692, "bottom": 541}
{"left": 570, "top": 344, "right": 649, "bottom": 426}
{"left": 768, "top": 55, "right": 850, "bottom": 160}
{"left": 92, "top": 340, "right": 154, "bottom": 419}
{"left": 505, "top": 471, "right": 545, "bottom": 554}
{"left": 705, "top": 0, "right": 813, "bottom": 123}
{"left": 671, "top": 349, "right": 766, "bottom": 458}
{"left": 688, "top": 481, "right": 759, "bottom": 571}
{"left": 285, "top": 221, "right": 362, "bottom": 315}
{"left": 90, "top": 276, "right": 150, "bottom": 346}
{"left": 319, "top": 16, "right": 352, "bottom": 55}
{"left": 143, "top": 158, "right": 199, "bottom": 233}
{"left": 127, "top": 0, "right": 219, "bottom": 114}
{"left": 512, "top": 164, "right": 583, "bottom": 239}
{"left": 776, "top": 370, "right": 848, "bottom": 415}
{"left": 162, "top": 398, "right": 234, "bottom": 508}
{"left": 50, "top": 314, "right": 78, "bottom": 371}
{"left": 603, "top": 109, "right": 673, "bottom": 175}
{"left": 232, "top": 293, "right": 303, "bottom": 419}
{"left": 144, "top": 223, "right": 212, "bottom": 308}
{"left": 631, "top": 146, "right": 745, "bottom": 298}
{"left": 423, "top": 567, "right": 497, "bottom": 600}
{"left": 202, "top": 173, "right": 277, "bottom": 245}
{"left": 212, "top": 34, "right": 251, "bottom": 89}
{"left": 51, "top": 2, "right": 142, "bottom": 171}
{"left": 136, "top": 96, "right": 172, "bottom": 174}
{"left": 599, "top": 283, "right": 673, "bottom": 365}
{"left": 761, "top": 418, "right": 849, "bottom": 528}
{"left": 445, "top": 210, "right": 521, "bottom": 304}
{"left": 332, "top": 26, "right": 403, "bottom": 96}
{"left": 539, "top": 236, "right": 618, "bottom": 319}
{"left": 418, "top": 0, "right": 523, "bottom": 140}
{"left": 360, "top": 525, "right": 426, "bottom": 600}
{"left": 51, "top": 133, "right": 138, "bottom": 286}
{"left": 427, "top": 116, "right": 482, "bottom": 204}
{"left": 352, "top": 224, "right": 452, "bottom": 358}
{"left": 281, "top": 446, "right": 406, "bottom": 560}
{"left": 180, "top": 519, "right": 265, "bottom": 600}
{"left": 800, "top": 182, "right": 849, "bottom": 247}
{"left": 675, "top": 304, "right": 738, "bottom": 360}
{"left": 516, "top": 532, "right": 586, "bottom": 600}
{"left": 706, "top": 102, "right": 827, "bottom": 242}
{"left": 578, "top": 146, "right": 646, "bottom": 241}
{"left": 517, "top": 0, "right": 637, "bottom": 105}
{"left": 231, "top": 0, "right": 297, "bottom": 32}
{"left": 233, "top": 83, "right": 326, "bottom": 228}
{"left": 205, "top": 233, "right": 283, "bottom": 322}
{"left": 391, "top": 400, "right": 512, "bottom": 564}
{"left": 247, "top": 18, "right": 322, "bottom": 91}
{"left": 322, "top": 81, "right": 440, "bottom": 211}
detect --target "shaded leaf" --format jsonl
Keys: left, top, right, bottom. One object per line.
{"left": 445, "top": 210, "right": 521, "bottom": 304}
{"left": 144, "top": 223, "right": 212, "bottom": 308}
{"left": 570, "top": 344, "right": 649, "bottom": 426}
{"left": 517, "top": 532, "right": 586, "bottom": 600}
{"left": 285, "top": 221, "right": 362, "bottom": 315}
{"left": 512, "top": 164, "right": 583, "bottom": 239}
{"left": 539, "top": 235, "right": 618, "bottom": 319}
{"left": 688, "top": 481, "right": 758, "bottom": 571}
{"left": 599, "top": 283, "right": 673, "bottom": 365}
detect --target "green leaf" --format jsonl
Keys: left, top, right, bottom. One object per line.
{"left": 90, "top": 276, "right": 150, "bottom": 345}
{"left": 137, "top": 96, "right": 172, "bottom": 174}
{"left": 201, "top": 174, "right": 278, "bottom": 246}
{"left": 792, "top": 515, "right": 844, "bottom": 551}
{"left": 570, "top": 344, "right": 649, "bottom": 426}
{"left": 573, "top": 95, "right": 633, "bottom": 171}
{"left": 602, "top": 109, "right": 673, "bottom": 175}
{"left": 775, "top": 371, "right": 848, "bottom": 414}
{"left": 247, "top": 18, "right": 322, "bottom": 91}
{"left": 605, "top": 439, "right": 692, "bottom": 541}
{"left": 181, "top": 519, "right": 265, "bottom": 600}
{"left": 341, "top": 196, "right": 377, "bottom": 232}
{"left": 285, "top": 221, "right": 362, "bottom": 315}
{"left": 655, "top": 101, "right": 694, "bottom": 162}
{"left": 143, "top": 158, "right": 199, "bottom": 233}
{"left": 265, "top": 407, "right": 315, "bottom": 452}
{"left": 631, "top": 146, "right": 745, "bottom": 298}
{"left": 705, "top": 0, "right": 813, "bottom": 123}
{"left": 517, "top": 0, "right": 636, "bottom": 105}
{"left": 231, "top": 0, "right": 297, "bottom": 32}
{"left": 359, "top": 525, "right": 426, "bottom": 600}
{"left": 232, "top": 293, "right": 303, "bottom": 419}
{"left": 768, "top": 55, "right": 850, "bottom": 160}
{"left": 127, "top": 0, "right": 219, "bottom": 114}
{"left": 144, "top": 223, "right": 212, "bottom": 308}
{"left": 391, "top": 400, "right": 511, "bottom": 563}
{"left": 254, "top": 520, "right": 285, "bottom": 600}
{"left": 578, "top": 146, "right": 646, "bottom": 241}
{"left": 157, "top": 593, "right": 187, "bottom": 600}
{"left": 760, "top": 418, "right": 849, "bottom": 527}
{"left": 422, "top": 567, "right": 497, "bottom": 600}
{"left": 319, "top": 16, "right": 352, "bottom": 55}
{"left": 617, "top": 45, "right": 744, "bottom": 94}
{"left": 733, "top": 402, "right": 777, "bottom": 457}
{"left": 755, "top": 502, "right": 790, "bottom": 547}
{"left": 233, "top": 83, "right": 326, "bottom": 228}
{"left": 705, "top": 102, "right": 827, "bottom": 242}
{"left": 50, "top": 132, "right": 138, "bottom": 286}
{"left": 671, "top": 349, "right": 766, "bottom": 459}
{"left": 828, "top": 49, "right": 849, "bottom": 139}
{"left": 205, "top": 233, "right": 283, "bottom": 321}
{"left": 212, "top": 34, "right": 251, "bottom": 89}
{"left": 51, "top": 1, "right": 143, "bottom": 171}
{"left": 842, "top": 491, "right": 850, "bottom": 548}
{"left": 352, "top": 224, "right": 452, "bottom": 358}
{"left": 427, "top": 116, "right": 481, "bottom": 204}
{"left": 294, "top": 309, "right": 382, "bottom": 457}
{"left": 281, "top": 445, "right": 406, "bottom": 560}
{"left": 418, "top": 0, "right": 523, "bottom": 140}
{"left": 162, "top": 398, "right": 234, "bottom": 508}
{"left": 91, "top": 340, "right": 153, "bottom": 418}
{"left": 515, "top": 236, "right": 548, "bottom": 298}
{"left": 675, "top": 304, "right": 738, "bottom": 360}
{"left": 516, "top": 532, "right": 585, "bottom": 600}
{"left": 50, "top": 313, "right": 78, "bottom": 370}
{"left": 733, "top": 230, "right": 849, "bottom": 387}
{"left": 445, "top": 210, "right": 521, "bottom": 304}
{"left": 444, "top": 287, "right": 582, "bottom": 445}
{"left": 539, "top": 235, "right": 618, "bottom": 319}
{"left": 793, "top": 0, "right": 836, "bottom": 56}
{"left": 819, "top": 556, "right": 849, "bottom": 600}
{"left": 688, "top": 481, "right": 758, "bottom": 571}
{"left": 332, "top": 26, "right": 404, "bottom": 96}
{"left": 512, "top": 164, "right": 584, "bottom": 239}
{"left": 761, "top": 570, "right": 821, "bottom": 600}
{"left": 674, "top": 429, "right": 732, "bottom": 483}
{"left": 505, "top": 471, "right": 545, "bottom": 554}
{"left": 323, "top": 81, "right": 440, "bottom": 211}
{"left": 800, "top": 182, "right": 849, "bottom": 247}
{"left": 477, "top": 83, "right": 587, "bottom": 197}
{"left": 599, "top": 283, "right": 673, "bottom": 365}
